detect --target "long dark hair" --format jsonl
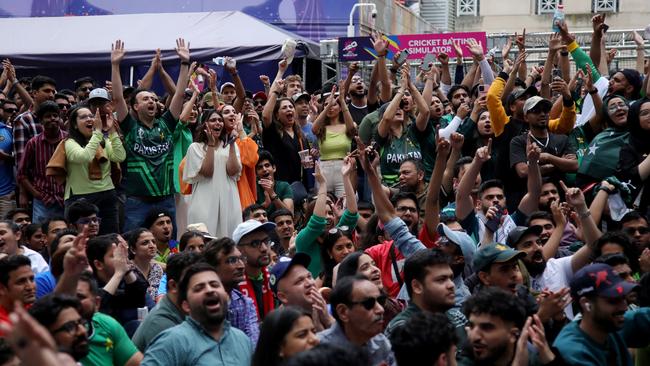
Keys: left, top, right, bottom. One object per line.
{"left": 601, "top": 94, "right": 629, "bottom": 130}
{"left": 67, "top": 105, "right": 105, "bottom": 148}
{"left": 124, "top": 227, "right": 150, "bottom": 260}
{"left": 319, "top": 227, "right": 353, "bottom": 288}
{"left": 252, "top": 307, "right": 311, "bottom": 366}
{"left": 314, "top": 99, "right": 354, "bottom": 143}
{"left": 194, "top": 108, "right": 225, "bottom": 145}
{"left": 273, "top": 97, "right": 305, "bottom": 142}
{"left": 628, "top": 97, "right": 650, "bottom": 153}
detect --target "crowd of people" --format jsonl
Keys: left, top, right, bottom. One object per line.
{"left": 1, "top": 14, "right": 650, "bottom": 366}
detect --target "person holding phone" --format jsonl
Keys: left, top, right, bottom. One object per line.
{"left": 183, "top": 109, "right": 242, "bottom": 239}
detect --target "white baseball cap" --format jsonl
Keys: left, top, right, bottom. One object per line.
{"left": 232, "top": 219, "right": 276, "bottom": 245}
{"left": 88, "top": 88, "right": 110, "bottom": 102}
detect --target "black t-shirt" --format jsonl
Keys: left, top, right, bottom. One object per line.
{"left": 348, "top": 101, "right": 379, "bottom": 125}
{"left": 262, "top": 125, "right": 308, "bottom": 184}
{"left": 509, "top": 132, "right": 576, "bottom": 202}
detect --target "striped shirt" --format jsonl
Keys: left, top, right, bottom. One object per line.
{"left": 17, "top": 131, "right": 66, "bottom": 207}
{"left": 12, "top": 111, "right": 42, "bottom": 166}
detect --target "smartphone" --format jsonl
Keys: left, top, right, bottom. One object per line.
{"left": 552, "top": 68, "right": 562, "bottom": 80}
{"left": 421, "top": 53, "right": 435, "bottom": 71}
{"left": 478, "top": 84, "right": 488, "bottom": 97}
{"left": 367, "top": 141, "right": 379, "bottom": 161}
{"left": 602, "top": 24, "right": 610, "bottom": 33}
{"left": 485, "top": 204, "right": 504, "bottom": 233}
{"left": 396, "top": 49, "right": 409, "bottom": 64}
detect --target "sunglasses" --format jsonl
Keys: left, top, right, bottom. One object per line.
{"left": 78, "top": 87, "right": 93, "bottom": 92}
{"left": 349, "top": 294, "right": 387, "bottom": 310}
{"left": 57, "top": 103, "right": 70, "bottom": 110}
{"left": 239, "top": 237, "right": 270, "bottom": 249}
{"left": 253, "top": 100, "right": 265, "bottom": 106}
{"left": 3, "top": 108, "right": 17, "bottom": 114}
{"left": 328, "top": 225, "right": 350, "bottom": 235}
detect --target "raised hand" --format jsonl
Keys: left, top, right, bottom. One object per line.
{"left": 436, "top": 52, "right": 449, "bottom": 66}
{"left": 456, "top": 102, "right": 470, "bottom": 119}
{"left": 549, "top": 33, "right": 564, "bottom": 52}
{"left": 515, "top": 28, "right": 526, "bottom": 51}
{"left": 475, "top": 138, "right": 492, "bottom": 163}
{"left": 348, "top": 61, "right": 360, "bottom": 75}
{"left": 92, "top": 109, "right": 103, "bottom": 132}
{"left": 278, "top": 58, "right": 288, "bottom": 73}
{"left": 341, "top": 154, "right": 356, "bottom": 176}
{"left": 209, "top": 69, "right": 218, "bottom": 91}
{"left": 371, "top": 31, "right": 389, "bottom": 55}
{"left": 502, "top": 36, "right": 513, "bottom": 60}
{"left": 313, "top": 161, "right": 327, "bottom": 186}
{"left": 526, "top": 134, "right": 541, "bottom": 163}
{"left": 503, "top": 58, "right": 515, "bottom": 74}
{"left": 559, "top": 181, "right": 586, "bottom": 210}
{"left": 528, "top": 314, "right": 556, "bottom": 364}
{"left": 151, "top": 48, "right": 161, "bottom": 70}
{"left": 175, "top": 38, "right": 190, "bottom": 63}
{"left": 550, "top": 200, "right": 567, "bottom": 228}
{"left": 450, "top": 132, "right": 464, "bottom": 151}
{"left": 62, "top": 226, "right": 90, "bottom": 277}
{"left": 259, "top": 75, "right": 270, "bottom": 87}
{"left": 606, "top": 48, "right": 618, "bottom": 64}
{"left": 436, "top": 136, "right": 451, "bottom": 157}
{"left": 111, "top": 39, "right": 126, "bottom": 65}
{"left": 270, "top": 79, "right": 285, "bottom": 95}
{"left": 591, "top": 14, "right": 607, "bottom": 35}
{"left": 399, "top": 66, "right": 409, "bottom": 90}
{"left": 452, "top": 39, "right": 463, "bottom": 58}
{"left": 466, "top": 38, "right": 484, "bottom": 60}
{"left": 224, "top": 56, "right": 237, "bottom": 74}
{"left": 113, "top": 239, "right": 131, "bottom": 276}
{"left": 513, "top": 51, "right": 528, "bottom": 73}
{"left": 557, "top": 19, "right": 575, "bottom": 44}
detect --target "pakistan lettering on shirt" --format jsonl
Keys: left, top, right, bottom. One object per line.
{"left": 379, "top": 131, "right": 423, "bottom": 186}
{"left": 122, "top": 111, "right": 176, "bottom": 197}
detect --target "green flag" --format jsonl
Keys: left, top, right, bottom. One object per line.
{"left": 577, "top": 128, "right": 629, "bottom": 183}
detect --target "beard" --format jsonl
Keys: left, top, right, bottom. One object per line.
{"left": 192, "top": 294, "right": 228, "bottom": 328}
{"left": 525, "top": 250, "right": 547, "bottom": 276}
{"left": 62, "top": 335, "right": 89, "bottom": 361}
{"left": 471, "top": 339, "right": 510, "bottom": 366}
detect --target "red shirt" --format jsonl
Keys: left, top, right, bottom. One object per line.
{"left": 364, "top": 226, "right": 438, "bottom": 298}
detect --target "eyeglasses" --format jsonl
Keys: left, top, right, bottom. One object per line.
{"left": 224, "top": 255, "right": 248, "bottom": 265}
{"left": 639, "top": 110, "right": 650, "bottom": 117}
{"left": 77, "top": 216, "right": 101, "bottom": 225}
{"left": 52, "top": 318, "right": 87, "bottom": 335}
{"left": 57, "top": 103, "right": 70, "bottom": 110}
{"left": 396, "top": 206, "right": 418, "bottom": 214}
{"left": 624, "top": 227, "right": 649, "bottom": 235}
{"left": 239, "top": 237, "right": 270, "bottom": 249}
{"left": 349, "top": 294, "right": 387, "bottom": 310}
{"left": 3, "top": 108, "right": 17, "bottom": 114}
{"left": 607, "top": 103, "right": 629, "bottom": 113}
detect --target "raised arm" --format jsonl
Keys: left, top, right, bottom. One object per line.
{"left": 341, "top": 154, "right": 358, "bottom": 214}
{"left": 367, "top": 59, "right": 380, "bottom": 105}
{"left": 541, "top": 201, "right": 567, "bottom": 261}
{"left": 560, "top": 181, "right": 602, "bottom": 272}
{"left": 168, "top": 38, "right": 191, "bottom": 120}
{"left": 588, "top": 180, "right": 615, "bottom": 224}
{"left": 517, "top": 137, "right": 542, "bottom": 215}
{"left": 377, "top": 68, "right": 408, "bottom": 138}
{"left": 442, "top": 133, "right": 463, "bottom": 194}
{"left": 274, "top": 59, "right": 289, "bottom": 86}
{"left": 342, "top": 62, "right": 358, "bottom": 99}
{"left": 541, "top": 34, "right": 564, "bottom": 100}
{"left": 515, "top": 29, "right": 528, "bottom": 81}
{"left": 456, "top": 139, "right": 491, "bottom": 220}
{"left": 312, "top": 86, "right": 335, "bottom": 135}
{"left": 633, "top": 30, "right": 647, "bottom": 74}
{"left": 409, "top": 76, "right": 430, "bottom": 132}
{"left": 437, "top": 52, "right": 452, "bottom": 87}
{"left": 262, "top": 79, "right": 283, "bottom": 128}
{"left": 356, "top": 139, "right": 396, "bottom": 224}
{"left": 589, "top": 14, "right": 606, "bottom": 69}
{"left": 179, "top": 83, "right": 199, "bottom": 123}
{"left": 423, "top": 137, "right": 451, "bottom": 239}
{"left": 225, "top": 57, "right": 246, "bottom": 113}
{"left": 3, "top": 61, "right": 33, "bottom": 110}
{"left": 370, "top": 31, "right": 391, "bottom": 103}
{"left": 138, "top": 49, "right": 160, "bottom": 91}
{"left": 339, "top": 82, "right": 357, "bottom": 135}
{"left": 110, "top": 40, "right": 129, "bottom": 122}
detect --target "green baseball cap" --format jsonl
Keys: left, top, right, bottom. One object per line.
{"left": 473, "top": 242, "right": 526, "bottom": 272}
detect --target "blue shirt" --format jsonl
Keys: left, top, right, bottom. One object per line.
{"left": 141, "top": 318, "right": 252, "bottom": 366}
{"left": 0, "top": 122, "right": 14, "bottom": 196}
{"left": 35, "top": 270, "right": 56, "bottom": 299}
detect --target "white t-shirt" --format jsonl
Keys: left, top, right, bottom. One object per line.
{"left": 535, "top": 255, "right": 575, "bottom": 318}
{"left": 21, "top": 246, "right": 49, "bottom": 274}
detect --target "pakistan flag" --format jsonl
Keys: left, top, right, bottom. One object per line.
{"left": 577, "top": 128, "right": 629, "bottom": 185}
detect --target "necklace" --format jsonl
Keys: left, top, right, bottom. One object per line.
{"left": 529, "top": 134, "right": 549, "bottom": 148}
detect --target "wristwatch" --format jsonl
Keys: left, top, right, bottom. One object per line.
{"left": 270, "top": 193, "right": 279, "bottom": 201}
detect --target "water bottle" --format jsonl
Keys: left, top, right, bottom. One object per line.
{"left": 552, "top": 4, "right": 565, "bottom": 32}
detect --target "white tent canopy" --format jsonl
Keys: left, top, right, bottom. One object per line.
{"left": 0, "top": 11, "right": 319, "bottom": 66}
